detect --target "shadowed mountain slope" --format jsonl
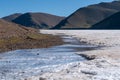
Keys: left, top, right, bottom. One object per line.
{"left": 53, "top": 1, "right": 120, "bottom": 29}
{"left": 12, "top": 12, "right": 65, "bottom": 29}
{"left": 91, "top": 11, "right": 120, "bottom": 29}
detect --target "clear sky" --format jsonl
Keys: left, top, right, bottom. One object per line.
{"left": 1, "top": 0, "right": 113, "bottom": 18}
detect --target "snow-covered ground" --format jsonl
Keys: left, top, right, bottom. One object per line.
{"left": 1, "top": 30, "right": 120, "bottom": 80}
{"left": 27, "top": 30, "right": 120, "bottom": 80}
{"left": 0, "top": 32, "right": 98, "bottom": 80}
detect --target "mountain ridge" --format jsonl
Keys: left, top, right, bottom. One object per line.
{"left": 53, "top": 1, "right": 120, "bottom": 29}
{"left": 2, "top": 13, "right": 22, "bottom": 22}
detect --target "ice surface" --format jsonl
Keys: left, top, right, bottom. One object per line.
{"left": 37, "top": 30, "right": 120, "bottom": 80}
{"left": 0, "top": 34, "right": 96, "bottom": 80}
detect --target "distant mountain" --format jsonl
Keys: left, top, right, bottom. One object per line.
{"left": 91, "top": 11, "right": 120, "bottom": 29}
{"left": 2, "top": 13, "right": 22, "bottom": 22}
{"left": 53, "top": 1, "right": 120, "bottom": 29}
{"left": 11, "top": 12, "right": 65, "bottom": 29}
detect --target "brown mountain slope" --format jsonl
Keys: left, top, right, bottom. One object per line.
{"left": 2, "top": 13, "right": 22, "bottom": 22}
{"left": 0, "top": 19, "right": 63, "bottom": 52}
{"left": 91, "top": 11, "right": 120, "bottom": 29}
{"left": 12, "top": 12, "right": 65, "bottom": 29}
{"left": 53, "top": 1, "right": 120, "bottom": 29}
{"left": 0, "top": 19, "right": 36, "bottom": 38}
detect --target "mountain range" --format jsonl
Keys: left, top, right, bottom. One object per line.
{"left": 53, "top": 1, "right": 120, "bottom": 29}
{"left": 1, "top": 1, "right": 120, "bottom": 29}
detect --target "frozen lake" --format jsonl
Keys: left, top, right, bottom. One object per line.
{"left": 0, "top": 34, "right": 98, "bottom": 80}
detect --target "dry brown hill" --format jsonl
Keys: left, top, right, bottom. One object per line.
{"left": 0, "top": 19, "right": 63, "bottom": 52}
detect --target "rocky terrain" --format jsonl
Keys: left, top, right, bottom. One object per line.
{"left": 25, "top": 30, "right": 120, "bottom": 80}
{"left": 53, "top": 1, "right": 120, "bottom": 29}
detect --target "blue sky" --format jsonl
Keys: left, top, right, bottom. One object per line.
{"left": 1, "top": 0, "right": 113, "bottom": 18}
